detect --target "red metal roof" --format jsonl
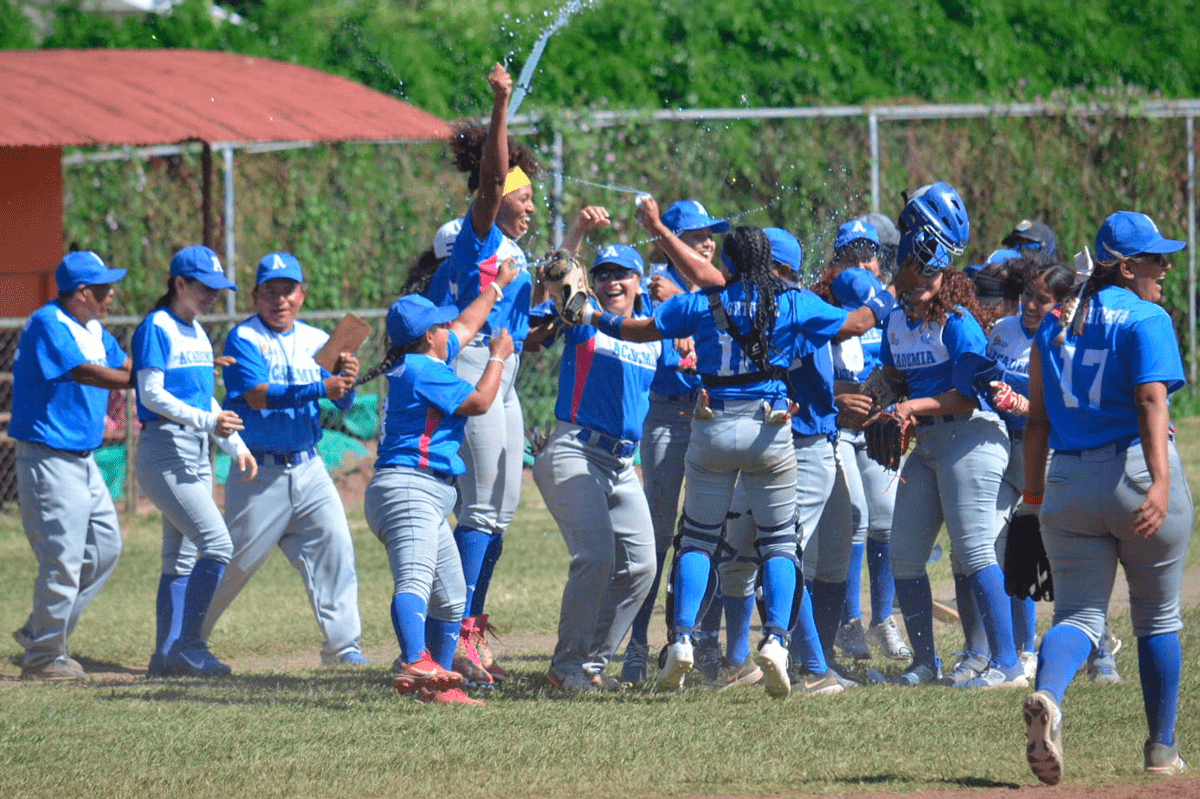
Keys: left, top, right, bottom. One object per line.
{"left": 0, "top": 49, "right": 452, "bottom": 147}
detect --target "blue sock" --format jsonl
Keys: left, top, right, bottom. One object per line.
{"left": 1035, "top": 624, "right": 1093, "bottom": 704}
{"left": 967, "top": 564, "right": 1018, "bottom": 668}
{"left": 454, "top": 526, "right": 492, "bottom": 614}
{"left": 425, "top": 615, "right": 461, "bottom": 671}
{"left": 470, "top": 533, "right": 504, "bottom": 616}
{"left": 894, "top": 575, "right": 937, "bottom": 670}
{"left": 673, "top": 550, "right": 711, "bottom": 636}
{"left": 1013, "top": 596, "right": 1037, "bottom": 652}
{"left": 629, "top": 549, "right": 667, "bottom": 647}
{"left": 954, "top": 571, "right": 989, "bottom": 657}
{"left": 390, "top": 592, "right": 428, "bottom": 664}
{"left": 866, "top": 538, "right": 896, "bottom": 625}
{"left": 788, "top": 583, "right": 827, "bottom": 674}
{"left": 723, "top": 594, "right": 754, "bottom": 665}
{"left": 843, "top": 544, "right": 865, "bottom": 624}
{"left": 154, "top": 574, "right": 188, "bottom": 658}
{"left": 1138, "top": 633, "right": 1181, "bottom": 746}
{"left": 176, "top": 558, "right": 224, "bottom": 650}
{"left": 811, "top": 579, "right": 847, "bottom": 657}
{"left": 760, "top": 555, "right": 797, "bottom": 638}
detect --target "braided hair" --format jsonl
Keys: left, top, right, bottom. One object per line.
{"left": 1052, "top": 257, "right": 1123, "bottom": 347}
{"left": 448, "top": 122, "right": 541, "bottom": 194}
{"left": 355, "top": 331, "right": 430, "bottom": 387}
{"left": 723, "top": 226, "right": 785, "bottom": 373}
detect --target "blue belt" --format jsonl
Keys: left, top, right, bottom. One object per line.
{"left": 649, "top": 391, "right": 698, "bottom": 404}
{"left": 576, "top": 428, "right": 638, "bottom": 458}
{"left": 916, "top": 413, "right": 973, "bottom": 427}
{"left": 707, "top": 397, "right": 790, "bottom": 412}
{"left": 251, "top": 447, "right": 318, "bottom": 467}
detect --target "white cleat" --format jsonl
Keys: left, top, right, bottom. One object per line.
{"left": 654, "top": 636, "right": 694, "bottom": 693}
{"left": 756, "top": 635, "right": 791, "bottom": 699}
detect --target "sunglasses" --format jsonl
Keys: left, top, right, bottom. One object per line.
{"left": 592, "top": 267, "right": 638, "bottom": 282}
{"left": 1131, "top": 253, "right": 1169, "bottom": 269}
{"left": 1015, "top": 240, "right": 1043, "bottom": 252}
{"left": 87, "top": 284, "right": 114, "bottom": 299}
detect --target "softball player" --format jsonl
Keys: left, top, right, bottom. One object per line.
{"left": 578, "top": 223, "right": 892, "bottom": 699}
{"left": 10, "top": 252, "right": 130, "bottom": 681}
{"left": 363, "top": 258, "right": 517, "bottom": 706}
{"left": 133, "top": 246, "right": 256, "bottom": 677}
{"left": 624, "top": 199, "right": 725, "bottom": 684}
{"left": 533, "top": 244, "right": 660, "bottom": 692}
{"left": 873, "top": 182, "right": 1022, "bottom": 689}
{"left": 422, "top": 63, "right": 539, "bottom": 682}
{"left": 200, "top": 253, "right": 366, "bottom": 666}
{"left": 820, "top": 222, "right": 909, "bottom": 662}
{"left": 1022, "top": 211, "right": 1191, "bottom": 783}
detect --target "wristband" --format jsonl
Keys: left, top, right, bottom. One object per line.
{"left": 1022, "top": 490, "right": 1044, "bottom": 506}
{"left": 863, "top": 291, "right": 896, "bottom": 324}
{"left": 595, "top": 311, "right": 624, "bottom": 339}
{"left": 487, "top": 356, "right": 505, "bottom": 365}
{"left": 489, "top": 282, "right": 504, "bottom": 301}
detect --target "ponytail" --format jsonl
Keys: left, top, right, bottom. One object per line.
{"left": 355, "top": 337, "right": 428, "bottom": 387}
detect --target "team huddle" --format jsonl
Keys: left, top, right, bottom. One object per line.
{"left": 10, "top": 62, "right": 1191, "bottom": 784}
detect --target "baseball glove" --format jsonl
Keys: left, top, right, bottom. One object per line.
{"left": 863, "top": 408, "right": 914, "bottom": 471}
{"left": 859, "top": 366, "right": 907, "bottom": 415}
{"left": 1003, "top": 512, "right": 1054, "bottom": 602}
{"left": 541, "top": 248, "right": 592, "bottom": 325}
{"left": 524, "top": 421, "right": 554, "bottom": 458}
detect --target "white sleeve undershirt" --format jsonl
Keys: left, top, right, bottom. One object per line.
{"left": 136, "top": 368, "right": 249, "bottom": 458}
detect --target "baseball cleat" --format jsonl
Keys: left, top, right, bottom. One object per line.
{"left": 835, "top": 619, "right": 872, "bottom": 660}
{"left": 621, "top": 640, "right": 649, "bottom": 684}
{"left": 20, "top": 656, "right": 87, "bottom": 683}
{"left": 416, "top": 686, "right": 485, "bottom": 706}
{"left": 165, "top": 643, "right": 232, "bottom": 677}
{"left": 952, "top": 662, "right": 1028, "bottom": 689}
{"left": 1086, "top": 650, "right": 1121, "bottom": 684}
{"left": 1024, "top": 690, "right": 1064, "bottom": 786}
{"left": 888, "top": 662, "right": 941, "bottom": 686}
{"left": 755, "top": 635, "right": 791, "bottom": 699}
{"left": 1144, "top": 740, "right": 1188, "bottom": 776}
{"left": 392, "top": 651, "right": 463, "bottom": 695}
{"left": 939, "top": 651, "right": 988, "bottom": 685}
{"left": 865, "top": 617, "right": 913, "bottom": 661}
{"left": 654, "top": 636, "right": 694, "bottom": 693}
{"left": 706, "top": 657, "right": 763, "bottom": 691}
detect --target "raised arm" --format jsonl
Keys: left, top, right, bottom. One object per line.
{"left": 471, "top": 63, "right": 513, "bottom": 241}
{"left": 450, "top": 257, "right": 519, "bottom": 343}
{"left": 635, "top": 195, "right": 727, "bottom": 288}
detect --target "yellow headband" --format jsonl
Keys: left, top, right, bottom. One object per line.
{"left": 503, "top": 166, "right": 531, "bottom": 197}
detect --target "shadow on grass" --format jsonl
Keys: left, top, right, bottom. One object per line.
{"left": 937, "top": 777, "right": 1022, "bottom": 789}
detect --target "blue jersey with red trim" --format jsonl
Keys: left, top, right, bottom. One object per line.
{"left": 375, "top": 333, "right": 474, "bottom": 474}
{"left": 553, "top": 302, "right": 662, "bottom": 441}
{"left": 423, "top": 208, "right": 532, "bottom": 345}
{"left": 1035, "top": 286, "right": 1184, "bottom": 451}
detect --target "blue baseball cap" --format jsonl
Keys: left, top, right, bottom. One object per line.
{"left": 256, "top": 252, "right": 304, "bottom": 286}
{"left": 764, "top": 227, "right": 803, "bottom": 271}
{"left": 830, "top": 268, "right": 883, "bottom": 310}
{"left": 592, "top": 244, "right": 645, "bottom": 275}
{"left": 387, "top": 295, "right": 459, "bottom": 346}
{"left": 834, "top": 220, "right": 882, "bottom": 253}
{"left": 170, "top": 245, "right": 237, "bottom": 291}
{"left": 55, "top": 250, "right": 126, "bottom": 292}
{"left": 661, "top": 200, "right": 729, "bottom": 235}
{"left": 1094, "top": 211, "right": 1186, "bottom": 261}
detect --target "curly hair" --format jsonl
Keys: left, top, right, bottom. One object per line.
{"left": 448, "top": 121, "right": 541, "bottom": 194}
{"left": 723, "top": 226, "right": 785, "bottom": 373}
{"left": 399, "top": 247, "right": 442, "bottom": 297}
{"left": 910, "top": 267, "right": 985, "bottom": 329}
{"left": 808, "top": 261, "right": 842, "bottom": 305}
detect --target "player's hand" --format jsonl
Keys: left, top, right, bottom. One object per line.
{"left": 235, "top": 451, "right": 258, "bottom": 481}
{"left": 495, "top": 257, "right": 518, "bottom": 290}
{"left": 835, "top": 392, "right": 873, "bottom": 429}
{"left": 334, "top": 352, "right": 359, "bottom": 380}
{"left": 214, "top": 410, "right": 244, "bottom": 437}
{"left": 635, "top": 195, "right": 661, "bottom": 233}
{"left": 213, "top": 355, "right": 236, "bottom": 369}
{"left": 488, "top": 328, "right": 514, "bottom": 361}
{"left": 989, "top": 381, "right": 1029, "bottom": 415}
{"left": 650, "top": 275, "right": 682, "bottom": 302}
{"left": 1013, "top": 501, "right": 1041, "bottom": 518}
{"left": 487, "top": 62, "right": 512, "bottom": 101}
{"left": 324, "top": 375, "right": 355, "bottom": 401}
{"left": 1132, "top": 480, "right": 1169, "bottom": 539}
{"left": 574, "top": 205, "right": 611, "bottom": 233}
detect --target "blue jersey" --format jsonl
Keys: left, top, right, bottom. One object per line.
{"left": 132, "top": 307, "right": 215, "bottom": 423}
{"left": 554, "top": 307, "right": 662, "bottom": 442}
{"left": 830, "top": 267, "right": 884, "bottom": 380}
{"left": 9, "top": 301, "right": 126, "bottom": 451}
{"left": 643, "top": 265, "right": 703, "bottom": 398}
{"left": 859, "top": 325, "right": 883, "bottom": 380}
{"left": 1035, "top": 286, "right": 1184, "bottom": 451}
{"left": 653, "top": 282, "right": 847, "bottom": 402}
{"left": 787, "top": 343, "right": 838, "bottom": 440}
{"left": 423, "top": 208, "right": 532, "bottom": 346}
{"left": 986, "top": 315, "right": 1034, "bottom": 434}
{"left": 880, "top": 307, "right": 987, "bottom": 399}
{"left": 376, "top": 333, "right": 474, "bottom": 475}
{"left": 221, "top": 315, "right": 354, "bottom": 453}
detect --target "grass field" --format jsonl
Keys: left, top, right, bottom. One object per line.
{"left": 3, "top": 421, "right": 1200, "bottom": 799}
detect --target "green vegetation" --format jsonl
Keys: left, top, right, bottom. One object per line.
{"left": 2, "top": 422, "right": 1200, "bottom": 798}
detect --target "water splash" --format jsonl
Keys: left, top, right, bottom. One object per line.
{"left": 563, "top": 175, "right": 644, "bottom": 195}
{"left": 507, "top": 0, "right": 593, "bottom": 120}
